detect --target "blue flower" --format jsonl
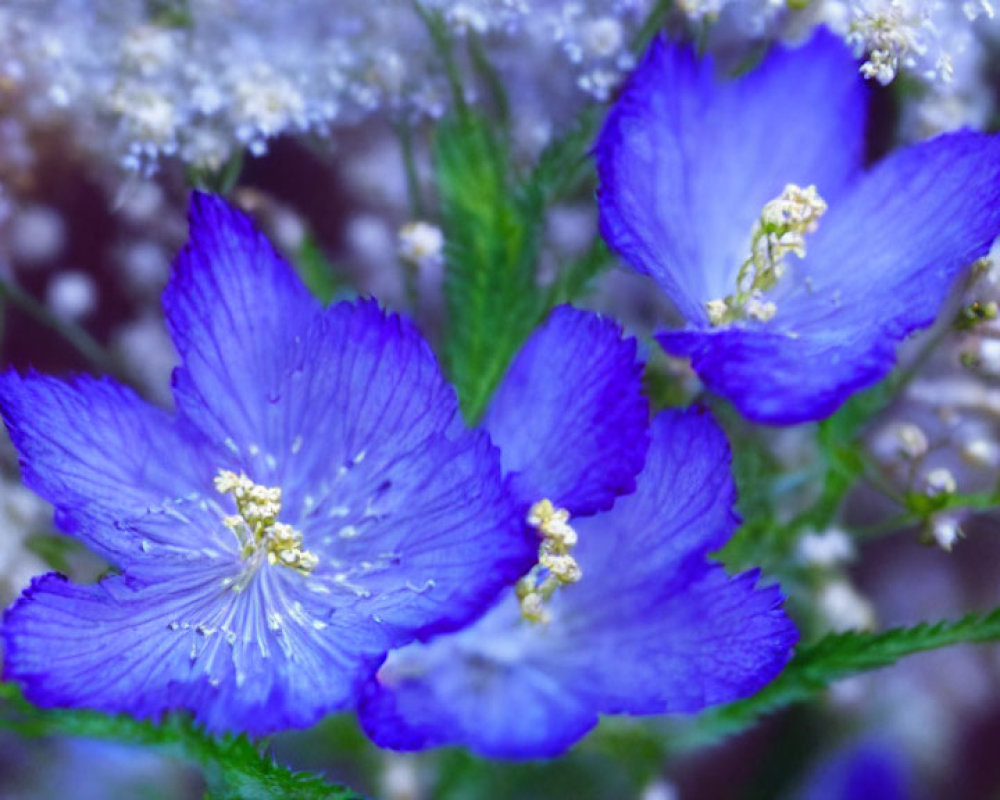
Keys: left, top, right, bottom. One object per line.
{"left": 357, "top": 310, "right": 796, "bottom": 759}
{"left": 595, "top": 30, "right": 1000, "bottom": 424}
{"left": 0, "top": 193, "right": 532, "bottom": 735}
{"left": 794, "top": 739, "right": 911, "bottom": 800}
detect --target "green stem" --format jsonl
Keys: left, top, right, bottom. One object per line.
{"left": 412, "top": 2, "right": 465, "bottom": 110}
{"left": 395, "top": 121, "right": 427, "bottom": 219}
{"left": 0, "top": 277, "right": 119, "bottom": 376}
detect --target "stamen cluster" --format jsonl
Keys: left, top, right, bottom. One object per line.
{"left": 214, "top": 469, "right": 318, "bottom": 578}
{"left": 516, "top": 499, "right": 582, "bottom": 624}
{"left": 706, "top": 183, "right": 826, "bottom": 326}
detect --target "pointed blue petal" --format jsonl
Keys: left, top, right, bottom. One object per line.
{"left": 569, "top": 408, "right": 739, "bottom": 580}
{"left": 163, "top": 192, "right": 322, "bottom": 455}
{"left": 0, "top": 372, "right": 214, "bottom": 565}
{"left": 3, "top": 568, "right": 386, "bottom": 735}
{"left": 554, "top": 410, "right": 796, "bottom": 711}
{"left": 275, "top": 299, "right": 463, "bottom": 499}
{"left": 232, "top": 299, "right": 534, "bottom": 643}
{"left": 481, "top": 306, "right": 649, "bottom": 516}
{"left": 304, "top": 426, "right": 534, "bottom": 644}
{"left": 661, "top": 131, "right": 1000, "bottom": 424}
{"left": 595, "top": 30, "right": 866, "bottom": 323}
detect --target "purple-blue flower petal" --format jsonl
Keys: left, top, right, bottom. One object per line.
{"left": 1, "top": 194, "right": 533, "bottom": 733}
{"left": 359, "top": 614, "right": 600, "bottom": 759}
{"left": 796, "top": 740, "right": 911, "bottom": 800}
{"left": 3, "top": 569, "right": 384, "bottom": 735}
{"left": 595, "top": 30, "right": 866, "bottom": 324}
{"left": 660, "top": 131, "right": 1000, "bottom": 424}
{"left": 358, "top": 409, "right": 796, "bottom": 758}
{"left": 0, "top": 373, "right": 214, "bottom": 565}
{"left": 481, "top": 305, "right": 649, "bottom": 516}
{"left": 163, "top": 191, "right": 322, "bottom": 455}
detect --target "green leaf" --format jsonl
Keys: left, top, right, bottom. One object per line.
{"left": 546, "top": 236, "right": 614, "bottom": 306}
{"left": 679, "top": 605, "right": 1000, "bottom": 750}
{"left": 294, "top": 235, "right": 349, "bottom": 306}
{"left": 525, "top": 105, "right": 601, "bottom": 205}
{"left": 187, "top": 149, "right": 245, "bottom": 196}
{"left": 0, "top": 684, "right": 366, "bottom": 800}
{"left": 23, "top": 533, "right": 91, "bottom": 575}
{"left": 436, "top": 99, "right": 611, "bottom": 423}
{"left": 436, "top": 110, "right": 548, "bottom": 422}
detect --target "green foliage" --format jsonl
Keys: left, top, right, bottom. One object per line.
{"left": 431, "top": 743, "right": 652, "bottom": 800}
{"left": 23, "top": 533, "right": 91, "bottom": 575}
{"left": 436, "top": 109, "right": 548, "bottom": 422}
{"left": 526, "top": 106, "right": 602, "bottom": 205}
{"left": 678, "top": 605, "right": 1000, "bottom": 751}
{"left": 187, "top": 149, "right": 244, "bottom": 196}
{"left": 435, "top": 95, "right": 609, "bottom": 423}
{"left": 718, "top": 379, "right": 896, "bottom": 575}
{"left": 0, "top": 684, "right": 365, "bottom": 800}
{"left": 546, "top": 237, "right": 615, "bottom": 307}
{"left": 294, "top": 235, "right": 350, "bottom": 306}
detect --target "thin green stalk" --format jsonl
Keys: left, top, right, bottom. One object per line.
{"left": 395, "top": 121, "right": 427, "bottom": 219}
{"left": 0, "top": 277, "right": 119, "bottom": 376}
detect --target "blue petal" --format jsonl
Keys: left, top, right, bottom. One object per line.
{"left": 660, "top": 131, "right": 1000, "bottom": 424}
{"left": 358, "top": 409, "right": 795, "bottom": 757}
{"left": 3, "top": 567, "right": 386, "bottom": 735}
{"left": 163, "top": 192, "right": 322, "bottom": 456}
{"left": 796, "top": 740, "right": 911, "bottom": 800}
{"left": 236, "top": 298, "right": 534, "bottom": 643}
{"left": 275, "top": 299, "right": 464, "bottom": 503}
{"left": 0, "top": 372, "right": 215, "bottom": 565}
{"left": 570, "top": 408, "right": 739, "bottom": 582}
{"left": 481, "top": 305, "right": 649, "bottom": 516}
{"left": 595, "top": 30, "right": 866, "bottom": 323}
{"left": 359, "top": 605, "right": 599, "bottom": 759}
{"left": 553, "top": 410, "right": 796, "bottom": 712}
{"left": 559, "top": 568, "right": 795, "bottom": 714}
{"left": 301, "top": 425, "right": 534, "bottom": 644}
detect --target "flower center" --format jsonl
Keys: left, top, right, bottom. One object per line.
{"left": 214, "top": 469, "right": 318, "bottom": 580}
{"left": 705, "top": 183, "right": 827, "bottom": 327}
{"left": 516, "top": 499, "right": 582, "bottom": 624}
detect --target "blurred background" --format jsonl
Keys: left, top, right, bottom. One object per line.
{"left": 3, "top": 1, "right": 1000, "bottom": 798}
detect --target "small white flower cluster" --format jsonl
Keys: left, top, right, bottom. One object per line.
{"left": 706, "top": 183, "right": 826, "bottom": 326}
{"left": 0, "top": 0, "right": 650, "bottom": 174}
{"left": 834, "top": 0, "right": 993, "bottom": 86}
{"left": 675, "top": 0, "right": 997, "bottom": 138}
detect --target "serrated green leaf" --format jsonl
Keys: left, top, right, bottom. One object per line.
{"left": 23, "top": 533, "right": 91, "bottom": 575}
{"left": 546, "top": 236, "right": 614, "bottom": 306}
{"left": 525, "top": 105, "right": 601, "bottom": 205}
{"left": 679, "top": 605, "right": 1000, "bottom": 751}
{"left": 294, "top": 234, "right": 350, "bottom": 306}
{"left": 437, "top": 100, "right": 612, "bottom": 423}
{"left": 436, "top": 110, "right": 548, "bottom": 422}
{"left": 0, "top": 684, "right": 366, "bottom": 800}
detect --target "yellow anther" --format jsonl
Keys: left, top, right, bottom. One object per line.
{"left": 706, "top": 183, "right": 826, "bottom": 327}
{"left": 517, "top": 499, "right": 582, "bottom": 623}
{"left": 215, "top": 469, "right": 317, "bottom": 578}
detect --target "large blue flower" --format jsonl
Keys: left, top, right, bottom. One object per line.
{"left": 0, "top": 193, "right": 533, "bottom": 735}
{"left": 357, "top": 313, "right": 795, "bottom": 759}
{"left": 595, "top": 30, "right": 1000, "bottom": 424}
